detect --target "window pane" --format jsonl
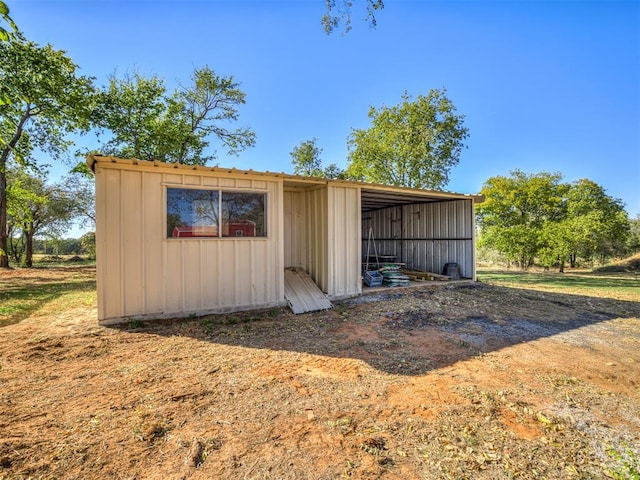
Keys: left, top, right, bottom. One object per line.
{"left": 167, "top": 188, "right": 219, "bottom": 238}
{"left": 221, "top": 192, "right": 267, "bottom": 237}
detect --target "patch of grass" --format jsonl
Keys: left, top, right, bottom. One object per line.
{"left": 0, "top": 266, "right": 96, "bottom": 326}
{"left": 477, "top": 268, "right": 640, "bottom": 302}
{"left": 607, "top": 444, "right": 640, "bottom": 480}
{"left": 127, "top": 319, "right": 144, "bottom": 330}
{"left": 594, "top": 253, "right": 640, "bottom": 273}
{"left": 33, "top": 254, "right": 96, "bottom": 267}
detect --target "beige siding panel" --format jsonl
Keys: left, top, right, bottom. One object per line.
{"left": 305, "top": 188, "right": 328, "bottom": 292}
{"left": 284, "top": 268, "right": 333, "bottom": 313}
{"left": 182, "top": 240, "right": 203, "bottom": 310}
{"left": 121, "top": 170, "right": 144, "bottom": 316}
{"left": 164, "top": 173, "right": 182, "bottom": 184}
{"left": 234, "top": 241, "right": 251, "bottom": 306}
{"left": 202, "top": 177, "right": 220, "bottom": 187}
{"left": 102, "top": 168, "right": 123, "bottom": 319}
{"left": 183, "top": 175, "right": 201, "bottom": 186}
{"left": 94, "top": 160, "right": 287, "bottom": 321}
{"left": 327, "top": 185, "right": 361, "bottom": 297}
{"left": 271, "top": 180, "right": 285, "bottom": 303}
{"left": 283, "top": 191, "right": 293, "bottom": 268}
{"left": 218, "top": 241, "right": 237, "bottom": 308}
{"left": 201, "top": 241, "right": 220, "bottom": 309}
{"left": 283, "top": 190, "right": 308, "bottom": 269}
{"left": 254, "top": 241, "right": 274, "bottom": 304}
{"left": 142, "top": 172, "right": 164, "bottom": 313}
{"left": 93, "top": 167, "right": 105, "bottom": 319}
{"left": 164, "top": 241, "right": 183, "bottom": 314}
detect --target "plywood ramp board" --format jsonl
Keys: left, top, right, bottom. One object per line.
{"left": 284, "top": 268, "right": 333, "bottom": 314}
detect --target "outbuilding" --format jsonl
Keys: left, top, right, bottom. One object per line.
{"left": 88, "top": 155, "right": 483, "bottom": 324}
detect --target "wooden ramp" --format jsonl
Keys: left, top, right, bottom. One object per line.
{"left": 284, "top": 268, "right": 333, "bottom": 314}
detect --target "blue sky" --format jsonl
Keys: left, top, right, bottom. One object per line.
{"left": 10, "top": 0, "right": 640, "bottom": 222}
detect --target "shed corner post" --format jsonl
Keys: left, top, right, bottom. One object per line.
{"left": 472, "top": 197, "right": 478, "bottom": 282}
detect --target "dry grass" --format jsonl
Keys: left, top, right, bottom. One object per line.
{"left": 0, "top": 267, "right": 639, "bottom": 479}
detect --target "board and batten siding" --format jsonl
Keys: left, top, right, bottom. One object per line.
{"left": 327, "top": 185, "right": 362, "bottom": 297}
{"left": 283, "top": 186, "right": 361, "bottom": 298}
{"left": 282, "top": 187, "right": 328, "bottom": 291}
{"left": 363, "top": 199, "right": 476, "bottom": 278}
{"left": 94, "top": 163, "right": 284, "bottom": 323}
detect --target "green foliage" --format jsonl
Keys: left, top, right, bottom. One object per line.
{"left": 59, "top": 172, "right": 95, "bottom": 228}
{"left": 0, "top": 37, "right": 97, "bottom": 267}
{"left": 477, "top": 171, "right": 630, "bottom": 271}
{"left": 80, "top": 231, "right": 96, "bottom": 259}
{"left": 322, "top": 0, "right": 384, "bottom": 34}
{"left": 477, "top": 170, "right": 567, "bottom": 269}
{"left": 290, "top": 138, "right": 345, "bottom": 179}
{"left": 346, "top": 89, "right": 469, "bottom": 190}
{"left": 627, "top": 215, "right": 640, "bottom": 254}
{"left": 0, "top": 1, "right": 17, "bottom": 43}
{"left": 607, "top": 444, "right": 640, "bottom": 480}
{"left": 97, "top": 66, "right": 256, "bottom": 165}
{"left": 6, "top": 165, "right": 78, "bottom": 266}
{"left": 291, "top": 138, "right": 324, "bottom": 176}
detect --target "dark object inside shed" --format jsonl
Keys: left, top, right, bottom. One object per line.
{"left": 443, "top": 263, "right": 461, "bottom": 280}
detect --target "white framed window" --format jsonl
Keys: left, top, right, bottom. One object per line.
{"left": 166, "top": 187, "right": 267, "bottom": 239}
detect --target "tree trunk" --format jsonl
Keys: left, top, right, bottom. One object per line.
{"left": 0, "top": 168, "right": 8, "bottom": 268}
{"left": 558, "top": 259, "right": 565, "bottom": 273}
{"left": 24, "top": 224, "right": 34, "bottom": 268}
{"left": 0, "top": 108, "right": 31, "bottom": 269}
{"left": 569, "top": 253, "right": 576, "bottom": 268}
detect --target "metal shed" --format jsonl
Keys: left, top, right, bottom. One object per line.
{"left": 88, "top": 155, "right": 482, "bottom": 324}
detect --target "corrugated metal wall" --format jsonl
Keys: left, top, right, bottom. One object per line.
{"left": 283, "top": 190, "right": 308, "bottom": 269}
{"left": 362, "top": 199, "right": 475, "bottom": 278}
{"left": 95, "top": 164, "right": 284, "bottom": 323}
{"left": 327, "top": 185, "right": 362, "bottom": 297}
{"left": 283, "top": 185, "right": 362, "bottom": 298}
{"left": 303, "top": 188, "right": 328, "bottom": 291}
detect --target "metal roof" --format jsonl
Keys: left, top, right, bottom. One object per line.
{"left": 87, "top": 154, "right": 484, "bottom": 210}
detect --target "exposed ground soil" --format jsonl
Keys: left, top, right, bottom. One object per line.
{"left": 1, "top": 268, "right": 639, "bottom": 479}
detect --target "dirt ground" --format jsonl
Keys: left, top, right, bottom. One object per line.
{"left": 1, "top": 268, "right": 639, "bottom": 479}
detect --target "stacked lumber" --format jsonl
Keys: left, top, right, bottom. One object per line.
{"left": 399, "top": 269, "right": 452, "bottom": 282}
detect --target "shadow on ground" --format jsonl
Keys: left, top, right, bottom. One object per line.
{"left": 113, "top": 282, "right": 640, "bottom": 376}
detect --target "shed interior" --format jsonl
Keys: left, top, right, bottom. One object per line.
{"left": 360, "top": 188, "right": 476, "bottom": 281}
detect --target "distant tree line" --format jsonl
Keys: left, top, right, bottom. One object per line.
{"left": 476, "top": 170, "right": 635, "bottom": 271}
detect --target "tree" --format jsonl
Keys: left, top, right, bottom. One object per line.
{"left": 0, "top": 1, "right": 17, "bottom": 42}
{"left": 322, "top": 0, "right": 384, "bottom": 34}
{"left": 97, "top": 66, "right": 256, "bottom": 165}
{"left": 290, "top": 138, "right": 325, "bottom": 176}
{"left": 290, "top": 138, "right": 345, "bottom": 179}
{"left": 563, "top": 179, "right": 628, "bottom": 265}
{"left": 0, "top": 37, "right": 96, "bottom": 267}
{"left": 65, "top": 162, "right": 96, "bottom": 228}
{"left": 476, "top": 170, "right": 568, "bottom": 270}
{"left": 345, "top": 89, "right": 469, "bottom": 190}
{"left": 627, "top": 214, "right": 640, "bottom": 254}
{"left": 80, "top": 231, "right": 95, "bottom": 259}
{"left": 538, "top": 180, "right": 629, "bottom": 270}
{"left": 477, "top": 171, "right": 630, "bottom": 271}
{"left": 6, "top": 165, "right": 76, "bottom": 267}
